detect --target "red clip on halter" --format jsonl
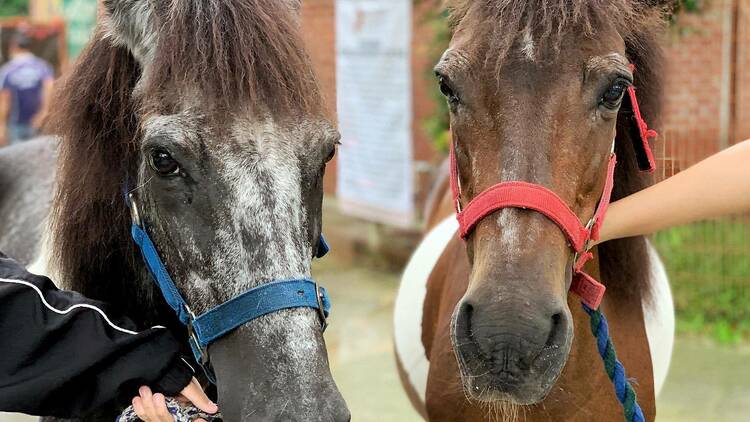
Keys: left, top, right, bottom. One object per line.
{"left": 450, "top": 72, "right": 656, "bottom": 310}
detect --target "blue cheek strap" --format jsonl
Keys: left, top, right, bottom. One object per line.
{"left": 128, "top": 194, "right": 331, "bottom": 383}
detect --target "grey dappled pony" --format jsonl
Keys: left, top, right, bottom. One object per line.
{"left": 0, "top": 0, "right": 348, "bottom": 420}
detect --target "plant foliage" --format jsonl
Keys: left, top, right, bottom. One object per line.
{"left": 0, "top": 0, "right": 28, "bottom": 17}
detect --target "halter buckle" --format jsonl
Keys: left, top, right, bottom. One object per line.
{"left": 572, "top": 218, "right": 596, "bottom": 266}
{"left": 184, "top": 304, "right": 210, "bottom": 365}
{"left": 583, "top": 217, "right": 596, "bottom": 249}
{"left": 187, "top": 321, "right": 218, "bottom": 384}
{"left": 314, "top": 280, "right": 328, "bottom": 332}
{"left": 187, "top": 323, "right": 209, "bottom": 364}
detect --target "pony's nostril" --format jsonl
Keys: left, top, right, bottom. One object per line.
{"left": 462, "top": 302, "right": 474, "bottom": 322}
{"left": 334, "top": 405, "right": 351, "bottom": 422}
{"left": 457, "top": 301, "right": 474, "bottom": 338}
{"left": 545, "top": 312, "right": 564, "bottom": 348}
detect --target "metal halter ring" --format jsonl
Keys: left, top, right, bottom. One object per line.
{"left": 187, "top": 323, "right": 210, "bottom": 365}
{"left": 572, "top": 218, "right": 597, "bottom": 266}
{"left": 185, "top": 305, "right": 213, "bottom": 368}
{"left": 128, "top": 193, "right": 143, "bottom": 227}
{"left": 314, "top": 281, "right": 328, "bottom": 332}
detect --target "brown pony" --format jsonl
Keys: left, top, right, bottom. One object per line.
{"left": 395, "top": 0, "right": 675, "bottom": 420}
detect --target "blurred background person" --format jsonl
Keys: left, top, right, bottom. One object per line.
{"left": 0, "top": 31, "right": 53, "bottom": 146}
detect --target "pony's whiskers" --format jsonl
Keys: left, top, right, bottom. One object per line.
{"left": 127, "top": 174, "right": 155, "bottom": 195}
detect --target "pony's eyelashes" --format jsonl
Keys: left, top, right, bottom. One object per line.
{"left": 599, "top": 77, "right": 632, "bottom": 111}
{"left": 324, "top": 143, "right": 337, "bottom": 164}
{"left": 435, "top": 72, "right": 461, "bottom": 108}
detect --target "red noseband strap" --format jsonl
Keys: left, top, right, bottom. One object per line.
{"left": 456, "top": 181, "right": 590, "bottom": 251}
{"left": 450, "top": 72, "right": 655, "bottom": 310}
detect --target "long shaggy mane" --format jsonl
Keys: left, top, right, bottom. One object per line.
{"left": 46, "top": 32, "right": 150, "bottom": 320}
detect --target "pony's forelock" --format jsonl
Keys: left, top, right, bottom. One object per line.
{"left": 144, "top": 0, "right": 324, "bottom": 117}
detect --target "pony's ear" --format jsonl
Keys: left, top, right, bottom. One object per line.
{"left": 101, "top": 0, "right": 156, "bottom": 64}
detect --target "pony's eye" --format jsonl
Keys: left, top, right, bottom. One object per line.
{"left": 437, "top": 74, "right": 459, "bottom": 105}
{"left": 600, "top": 79, "right": 630, "bottom": 109}
{"left": 149, "top": 150, "right": 180, "bottom": 176}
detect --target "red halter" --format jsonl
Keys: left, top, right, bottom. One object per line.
{"left": 450, "top": 79, "right": 656, "bottom": 310}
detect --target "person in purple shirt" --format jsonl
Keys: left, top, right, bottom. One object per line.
{"left": 0, "top": 32, "right": 54, "bottom": 146}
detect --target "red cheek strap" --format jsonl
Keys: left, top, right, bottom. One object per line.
{"left": 625, "top": 86, "right": 657, "bottom": 173}
{"left": 626, "top": 65, "right": 657, "bottom": 173}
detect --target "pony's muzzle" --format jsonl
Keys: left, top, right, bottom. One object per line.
{"left": 208, "top": 311, "right": 350, "bottom": 421}
{"left": 452, "top": 290, "right": 572, "bottom": 403}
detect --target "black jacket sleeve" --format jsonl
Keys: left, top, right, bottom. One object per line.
{"left": 0, "top": 251, "right": 193, "bottom": 418}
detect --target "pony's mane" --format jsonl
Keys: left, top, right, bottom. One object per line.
{"left": 46, "top": 1, "right": 322, "bottom": 324}
{"left": 47, "top": 32, "right": 153, "bottom": 320}
{"left": 145, "top": 0, "right": 323, "bottom": 116}
{"left": 448, "top": 0, "right": 668, "bottom": 303}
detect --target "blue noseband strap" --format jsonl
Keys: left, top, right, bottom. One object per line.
{"left": 130, "top": 219, "right": 331, "bottom": 383}
{"left": 191, "top": 279, "right": 330, "bottom": 346}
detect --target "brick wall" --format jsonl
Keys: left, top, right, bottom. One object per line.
{"left": 735, "top": 0, "right": 750, "bottom": 142}
{"left": 301, "top": 0, "right": 339, "bottom": 193}
{"left": 658, "top": 0, "right": 747, "bottom": 178}
{"left": 411, "top": 1, "right": 441, "bottom": 211}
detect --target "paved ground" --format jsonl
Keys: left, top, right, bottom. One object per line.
{"left": 3, "top": 257, "right": 749, "bottom": 422}
{"left": 317, "top": 258, "right": 750, "bottom": 422}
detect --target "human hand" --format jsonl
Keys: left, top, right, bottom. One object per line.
{"left": 132, "top": 378, "right": 218, "bottom": 422}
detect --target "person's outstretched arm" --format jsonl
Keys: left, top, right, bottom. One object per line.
{"left": 0, "top": 252, "right": 216, "bottom": 419}
{"left": 0, "top": 88, "right": 9, "bottom": 146}
{"left": 597, "top": 139, "right": 750, "bottom": 244}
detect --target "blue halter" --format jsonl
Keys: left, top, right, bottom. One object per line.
{"left": 127, "top": 193, "right": 331, "bottom": 383}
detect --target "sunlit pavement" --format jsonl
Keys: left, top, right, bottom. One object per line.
{"left": 2, "top": 259, "right": 748, "bottom": 422}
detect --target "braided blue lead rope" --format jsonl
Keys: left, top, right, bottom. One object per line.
{"left": 582, "top": 304, "right": 645, "bottom": 422}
